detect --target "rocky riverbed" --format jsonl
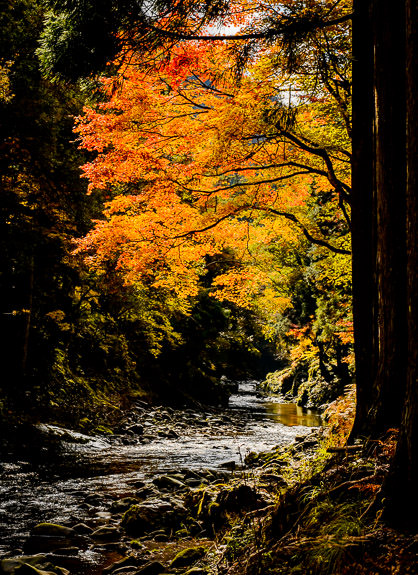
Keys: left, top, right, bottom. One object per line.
{"left": 0, "top": 382, "right": 323, "bottom": 575}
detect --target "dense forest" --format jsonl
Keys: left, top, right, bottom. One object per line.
{"left": 0, "top": 0, "right": 417, "bottom": 573}
{"left": 0, "top": 0, "right": 355, "bottom": 427}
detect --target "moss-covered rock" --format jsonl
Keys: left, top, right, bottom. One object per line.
{"left": 169, "top": 546, "right": 206, "bottom": 568}
{"left": 262, "top": 368, "right": 295, "bottom": 396}
{"left": 31, "top": 524, "right": 75, "bottom": 537}
{"left": 121, "top": 500, "right": 187, "bottom": 535}
{"left": 110, "top": 497, "right": 139, "bottom": 513}
{"left": 24, "top": 524, "right": 87, "bottom": 553}
{"left": 0, "top": 556, "right": 69, "bottom": 575}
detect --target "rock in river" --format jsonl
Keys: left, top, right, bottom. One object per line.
{"left": 152, "top": 475, "right": 187, "bottom": 491}
{"left": 23, "top": 524, "right": 88, "bottom": 553}
{"left": 169, "top": 546, "right": 206, "bottom": 569}
{"left": 0, "top": 554, "right": 69, "bottom": 575}
{"left": 121, "top": 499, "right": 187, "bottom": 536}
{"left": 91, "top": 526, "right": 121, "bottom": 543}
{"left": 135, "top": 562, "right": 166, "bottom": 575}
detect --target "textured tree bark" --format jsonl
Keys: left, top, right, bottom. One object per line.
{"left": 370, "top": 0, "right": 407, "bottom": 432}
{"left": 351, "top": 0, "right": 409, "bottom": 439}
{"left": 349, "top": 0, "right": 378, "bottom": 438}
{"left": 383, "top": 0, "right": 418, "bottom": 526}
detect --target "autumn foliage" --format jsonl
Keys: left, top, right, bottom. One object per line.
{"left": 72, "top": 7, "right": 353, "bottom": 399}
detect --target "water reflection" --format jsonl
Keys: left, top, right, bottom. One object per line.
{"left": 228, "top": 380, "right": 322, "bottom": 428}
{"left": 263, "top": 402, "right": 322, "bottom": 427}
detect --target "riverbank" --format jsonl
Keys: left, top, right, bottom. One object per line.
{"left": 2, "top": 427, "right": 415, "bottom": 575}
{"left": 1, "top": 385, "right": 416, "bottom": 575}
{"left": 0, "top": 422, "right": 325, "bottom": 575}
{"left": 0, "top": 383, "right": 321, "bottom": 567}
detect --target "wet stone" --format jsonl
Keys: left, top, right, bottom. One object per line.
{"left": 136, "top": 562, "right": 166, "bottom": 575}
{"left": 184, "top": 478, "right": 202, "bottom": 488}
{"left": 152, "top": 476, "right": 187, "bottom": 491}
{"left": 0, "top": 556, "right": 70, "bottom": 575}
{"left": 72, "top": 523, "right": 93, "bottom": 534}
{"left": 23, "top": 524, "right": 88, "bottom": 554}
{"left": 126, "top": 424, "right": 144, "bottom": 436}
{"left": 111, "top": 497, "right": 140, "bottom": 513}
{"left": 126, "top": 480, "right": 146, "bottom": 489}
{"left": 169, "top": 546, "right": 206, "bottom": 569}
{"left": 136, "top": 486, "right": 159, "bottom": 500}
{"left": 103, "top": 555, "right": 138, "bottom": 573}
{"left": 91, "top": 526, "right": 121, "bottom": 543}
{"left": 31, "top": 525, "right": 75, "bottom": 538}
{"left": 84, "top": 494, "right": 105, "bottom": 506}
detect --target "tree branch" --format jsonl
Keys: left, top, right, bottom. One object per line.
{"left": 144, "top": 14, "right": 353, "bottom": 42}
{"left": 258, "top": 206, "right": 351, "bottom": 254}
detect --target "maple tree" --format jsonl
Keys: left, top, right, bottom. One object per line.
{"left": 75, "top": 41, "right": 350, "bottom": 273}
{"left": 71, "top": 9, "right": 353, "bottom": 403}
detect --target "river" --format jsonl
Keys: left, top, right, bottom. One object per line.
{"left": 0, "top": 381, "right": 322, "bottom": 568}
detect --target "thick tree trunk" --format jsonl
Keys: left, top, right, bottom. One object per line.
{"left": 382, "top": 0, "right": 418, "bottom": 526}
{"left": 369, "top": 0, "right": 407, "bottom": 432}
{"left": 349, "top": 0, "right": 378, "bottom": 439}
{"left": 350, "top": 0, "right": 408, "bottom": 439}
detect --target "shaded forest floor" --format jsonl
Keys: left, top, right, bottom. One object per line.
{"left": 206, "top": 430, "right": 418, "bottom": 575}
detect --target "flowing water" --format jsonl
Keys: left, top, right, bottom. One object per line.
{"left": 0, "top": 381, "right": 322, "bottom": 560}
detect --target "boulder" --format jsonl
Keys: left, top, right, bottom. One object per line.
{"left": 72, "top": 523, "right": 93, "bottom": 535}
{"left": 0, "top": 556, "right": 69, "bottom": 575}
{"left": 23, "top": 524, "right": 87, "bottom": 553}
{"left": 112, "top": 568, "right": 139, "bottom": 575}
{"left": 110, "top": 497, "right": 139, "bottom": 513}
{"left": 13, "top": 565, "right": 55, "bottom": 575}
{"left": 121, "top": 500, "right": 186, "bottom": 536}
{"left": 152, "top": 476, "right": 186, "bottom": 491}
{"left": 91, "top": 526, "right": 121, "bottom": 543}
{"left": 31, "top": 525, "right": 75, "bottom": 538}
{"left": 84, "top": 494, "right": 105, "bottom": 506}
{"left": 169, "top": 547, "right": 206, "bottom": 569}
{"left": 126, "top": 424, "right": 144, "bottom": 436}
{"left": 136, "top": 562, "right": 166, "bottom": 575}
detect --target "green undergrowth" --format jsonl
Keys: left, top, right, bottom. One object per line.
{"left": 203, "top": 429, "right": 414, "bottom": 575}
